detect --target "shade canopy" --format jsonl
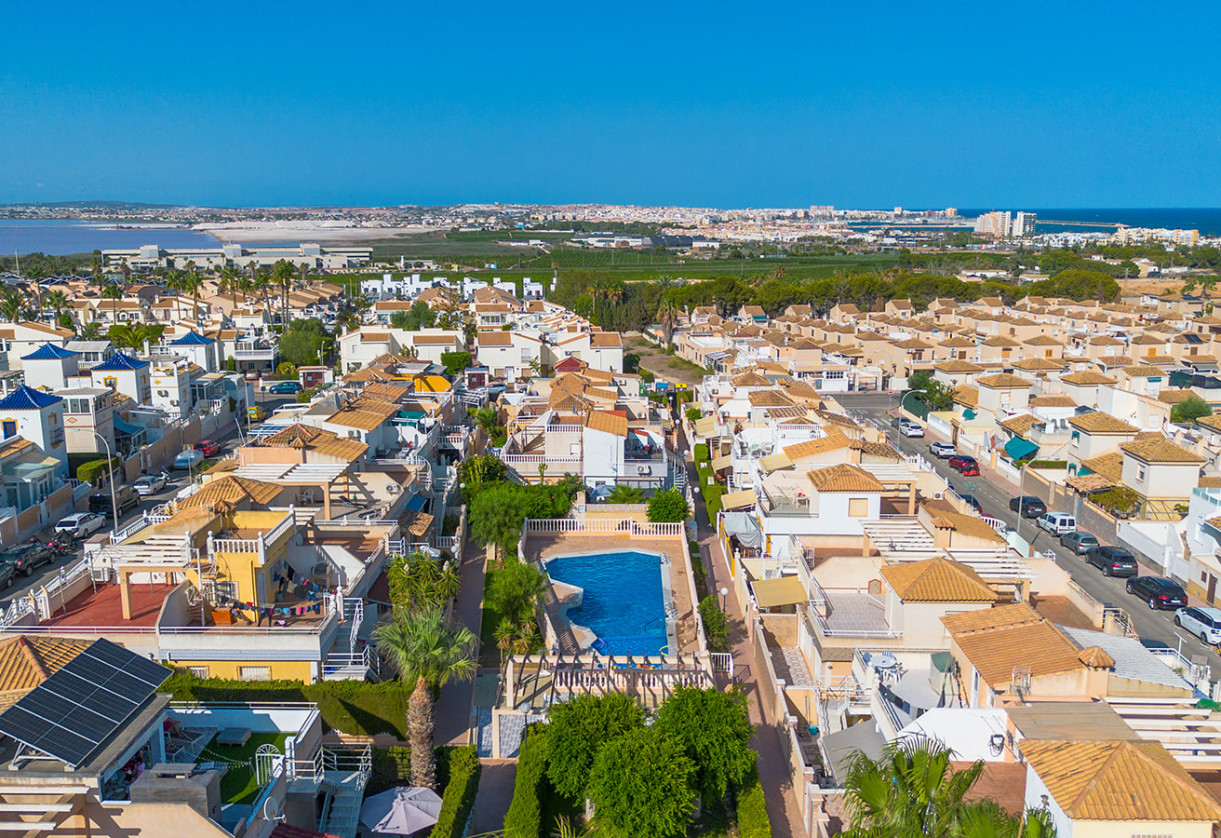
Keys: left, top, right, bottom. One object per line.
{"left": 722, "top": 510, "right": 763, "bottom": 548}
{"left": 359, "top": 786, "right": 443, "bottom": 835}
{"left": 752, "top": 575, "right": 807, "bottom": 608}
{"left": 1004, "top": 437, "right": 1038, "bottom": 461}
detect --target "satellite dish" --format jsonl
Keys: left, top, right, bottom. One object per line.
{"left": 262, "top": 795, "right": 283, "bottom": 821}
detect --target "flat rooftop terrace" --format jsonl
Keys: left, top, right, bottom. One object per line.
{"left": 42, "top": 581, "right": 177, "bottom": 628}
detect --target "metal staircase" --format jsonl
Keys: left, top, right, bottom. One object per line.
{"left": 322, "top": 598, "right": 375, "bottom": 680}
{"left": 295, "top": 745, "right": 372, "bottom": 838}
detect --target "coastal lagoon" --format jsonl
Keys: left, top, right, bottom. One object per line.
{"left": 0, "top": 220, "right": 220, "bottom": 255}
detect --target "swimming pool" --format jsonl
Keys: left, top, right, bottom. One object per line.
{"left": 545, "top": 550, "right": 673, "bottom": 656}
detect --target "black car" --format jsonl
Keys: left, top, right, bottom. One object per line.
{"left": 0, "top": 541, "right": 55, "bottom": 577}
{"left": 1126, "top": 576, "right": 1187, "bottom": 610}
{"left": 0, "top": 561, "right": 14, "bottom": 590}
{"left": 1086, "top": 546, "right": 1139, "bottom": 578}
{"left": 958, "top": 494, "right": 984, "bottom": 514}
{"left": 1009, "top": 496, "right": 1046, "bottom": 518}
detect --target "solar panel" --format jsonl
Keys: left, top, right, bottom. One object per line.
{"left": 0, "top": 638, "right": 170, "bottom": 767}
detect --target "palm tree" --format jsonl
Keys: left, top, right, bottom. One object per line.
{"left": 101, "top": 284, "right": 123, "bottom": 325}
{"left": 843, "top": 739, "right": 1057, "bottom": 838}
{"left": 0, "top": 289, "right": 24, "bottom": 323}
{"left": 606, "top": 485, "right": 644, "bottom": 504}
{"left": 656, "top": 299, "right": 679, "bottom": 347}
{"left": 45, "top": 290, "right": 68, "bottom": 329}
{"left": 78, "top": 321, "right": 101, "bottom": 340}
{"left": 373, "top": 606, "right": 476, "bottom": 789}
{"left": 272, "top": 260, "right": 295, "bottom": 328}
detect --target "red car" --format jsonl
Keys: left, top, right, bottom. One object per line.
{"left": 194, "top": 439, "right": 221, "bottom": 457}
{"left": 948, "top": 455, "right": 980, "bottom": 476}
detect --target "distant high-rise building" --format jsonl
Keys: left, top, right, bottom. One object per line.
{"left": 973, "top": 211, "right": 1012, "bottom": 238}
{"left": 893, "top": 207, "right": 904, "bottom": 216}
{"left": 945, "top": 208, "right": 957, "bottom": 218}
{"left": 1012, "top": 211, "right": 1037, "bottom": 237}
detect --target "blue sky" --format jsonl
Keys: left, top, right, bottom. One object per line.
{"left": 2, "top": 1, "right": 1218, "bottom": 208}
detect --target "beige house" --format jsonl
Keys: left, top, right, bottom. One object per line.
{"left": 1119, "top": 437, "right": 1205, "bottom": 502}
{"left": 1066, "top": 412, "right": 1139, "bottom": 468}
{"left": 1059, "top": 370, "right": 1117, "bottom": 408}
{"left": 974, "top": 373, "right": 1034, "bottom": 419}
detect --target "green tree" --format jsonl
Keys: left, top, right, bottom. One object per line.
{"left": 588, "top": 727, "right": 695, "bottom": 838}
{"left": 108, "top": 322, "right": 165, "bottom": 352}
{"left": 271, "top": 259, "right": 295, "bottom": 326}
{"left": 44, "top": 290, "right": 68, "bottom": 326}
{"left": 390, "top": 301, "right": 437, "bottom": 331}
{"left": 387, "top": 551, "right": 461, "bottom": 609}
{"left": 545, "top": 693, "right": 644, "bottom": 801}
{"left": 100, "top": 283, "right": 123, "bottom": 323}
{"left": 842, "top": 739, "right": 1057, "bottom": 838}
{"left": 279, "top": 317, "right": 327, "bottom": 366}
{"left": 1173, "top": 395, "right": 1213, "bottom": 424}
{"left": 440, "top": 350, "right": 472, "bottom": 377}
{"left": 373, "top": 605, "right": 476, "bottom": 790}
{"left": 654, "top": 686, "right": 755, "bottom": 803}
{"left": 457, "top": 454, "right": 509, "bottom": 498}
{"left": 0, "top": 288, "right": 25, "bottom": 322}
{"left": 469, "top": 483, "right": 530, "bottom": 560}
{"left": 473, "top": 407, "right": 500, "bottom": 436}
{"left": 646, "top": 488, "right": 690, "bottom": 522}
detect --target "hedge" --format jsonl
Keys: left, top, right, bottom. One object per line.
{"left": 367, "top": 746, "right": 413, "bottom": 797}
{"left": 504, "top": 730, "right": 547, "bottom": 838}
{"left": 430, "top": 745, "right": 481, "bottom": 838}
{"left": 702, "top": 481, "right": 725, "bottom": 518}
{"left": 698, "top": 596, "right": 730, "bottom": 653}
{"left": 163, "top": 673, "right": 410, "bottom": 738}
{"left": 693, "top": 443, "right": 710, "bottom": 464}
{"left": 736, "top": 765, "right": 770, "bottom": 838}
{"left": 77, "top": 457, "right": 122, "bottom": 486}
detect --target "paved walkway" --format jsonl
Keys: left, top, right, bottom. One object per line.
{"left": 435, "top": 535, "right": 490, "bottom": 747}
{"left": 682, "top": 428, "right": 806, "bottom": 838}
{"left": 470, "top": 759, "right": 517, "bottom": 834}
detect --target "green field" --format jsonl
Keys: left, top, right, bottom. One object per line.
{"left": 203, "top": 732, "right": 292, "bottom": 803}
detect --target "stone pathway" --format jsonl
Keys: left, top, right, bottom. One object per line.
{"left": 470, "top": 759, "right": 517, "bottom": 835}
{"left": 435, "top": 537, "right": 490, "bottom": 747}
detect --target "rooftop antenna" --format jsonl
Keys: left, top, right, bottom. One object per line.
{"left": 13, "top": 250, "right": 19, "bottom": 279}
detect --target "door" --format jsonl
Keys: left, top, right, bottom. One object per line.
{"left": 1209, "top": 575, "right": 1217, "bottom": 605}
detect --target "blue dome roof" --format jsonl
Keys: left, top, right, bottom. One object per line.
{"left": 0, "top": 385, "right": 62, "bottom": 411}
{"left": 92, "top": 353, "right": 149, "bottom": 372}
{"left": 20, "top": 343, "right": 79, "bottom": 361}
{"left": 170, "top": 331, "right": 215, "bottom": 346}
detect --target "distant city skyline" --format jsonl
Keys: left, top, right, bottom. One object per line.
{"left": 2, "top": 2, "right": 1219, "bottom": 209}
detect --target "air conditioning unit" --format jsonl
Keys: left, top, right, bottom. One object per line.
{"left": 637, "top": 465, "right": 649, "bottom": 475}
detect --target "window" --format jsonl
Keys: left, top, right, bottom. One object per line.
{"left": 1137, "top": 464, "right": 1147, "bottom": 482}
{"left": 0, "top": 421, "right": 14, "bottom": 440}
{"left": 1070, "top": 431, "right": 1080, "bottom": 448}
{"left": 187, "top": 666, "right": 209, "bottom": 679}
{"left": 848, "top": 498, "right": 869, "bottom": 517}
{"left": 238, "top": 666, "right": 271, "bottom": 682}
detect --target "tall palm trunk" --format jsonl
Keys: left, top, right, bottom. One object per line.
{"left": 408, "top": 675, "right": 437, "bottom": 788}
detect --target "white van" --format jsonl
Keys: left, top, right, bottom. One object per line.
{"left": 1037, "top": 512, "right": 1076, "bottom": 535}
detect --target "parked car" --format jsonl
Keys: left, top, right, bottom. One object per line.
{"left": 133, "top": 473, "right": 168, "bottom": 497}
{"left": 172, "top": 449, "right": 205, "bottom": 471}
{"left": 948, "top": 455, "right": 980, "bottom": 476}
{"left": 89, "top": 485, "right": 140, "bottom": 517}
{"left": 899, "top": 421, "right": 924, "bottom": 438}
{"left": 1009, "top": 496, "right": 1047, "bottom": 518}
{"left": 1086, "top": 546, "right": 1139, "bottom": 577}
{"left": 929, "top": 441, "right": 956, "bottom": 458}
{"left": 248, "top": 405, "right": 267, "bottom": 421}
{"left": 194, "top": 439, "right": 221, "bottom": 457}
{"left": 1037, "top": 512, "right": 1077, "bottom": 536}
{"left": 958, "top": 494, "right": 984, "bottom": 514}
{"left": 267, "top": 381, "right": 302, "bottom": 395}
{"left": 1059, "top": 530, "right": 1100, "bottom": 554}
{"left": 1126, "top": 576, "right": 1187, "bottom": 610}
{"left": 0, "top": 541, "right": 55, "bottom": 577}
{"left": 55, "top": 512, "right": 105, "bottom": 539}
{"left": 0, "top": 561, "right": 14, "bottom": 590}
{"left": 890, "top": 416, "right": 902, "bottom": 429}
{"left": 1176, "top": 606, "right": 1221, "bottom": 644}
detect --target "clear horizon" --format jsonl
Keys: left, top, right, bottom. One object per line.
{"left": 2, "top": 1, "right": 1218, "bottom": 209}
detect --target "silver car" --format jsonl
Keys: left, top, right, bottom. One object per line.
{"left": 1175, "top": 606, "right": 1221, "bottom": 645}
{"left": 929, "top": 441, "right": 956, "bottom": 458}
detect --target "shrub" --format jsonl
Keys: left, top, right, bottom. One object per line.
{"left": 504, "top": 730, "right": 547, "bottom": 838}
{"left": 276, "top": 362, "right": 298, "bottom": 379}
{"left": 1027, "top": 459, "right": 1067, "bottom": 469}
{"left": 367, "top": 746, "right": 412, "bottom": 796}
{"left": 641, "top": 369, "right": 655, "bottom": 383}
{"left": 702, "top": 482, "right": 725, "bottom": 517}
{"left": 77, "top": 457, "right": 121, "bottom": 486}
{"left": 546, "top": 693, "right": 644, "bottom": 800}
{"left": 647, "top": 489, "right": 690, "bottom": 522}
{"left": 430, "top": 745, "right": 481, "bottom": 838}
{"left": 685, "top": 407, "right": 702, "bottom": 423}
{"left": 699, "top": 596, "right": 730, "bottom": 653}
{"left": 693, "top": 443, "right": 710, "bottom": 464}
{"left": 588, "top": 728, "right": 695, "bottom": 838}
{"left": 162, "top": 674, "right": 411, "bottom": 738}
{"left": 735, "top": 765, "right": 771, "bottom": 838}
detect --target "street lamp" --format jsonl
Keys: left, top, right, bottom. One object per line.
{"left": 92, "top": 432, "right": 119, "bottom": 526}
{"left": 898, "top": 388, "right": 926, "bottom": 419}
{"left": 719, "top": 585, "right": 728, "bottom": 612}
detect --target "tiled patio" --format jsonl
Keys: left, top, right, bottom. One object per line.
{"left": 823, "top": 591, "right": 891, "bottom": 635}
{"left": 42, "top": 581, "right": 177, "bottom": 628}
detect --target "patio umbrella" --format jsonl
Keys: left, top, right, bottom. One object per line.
{"left": 359, "top": 786, "right": 443, "bottom": 835}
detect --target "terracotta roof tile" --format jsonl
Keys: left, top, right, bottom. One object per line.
{"left": 1120, "top": 437, "right": 1206, "bottom": 464}
{"left": 880, "top": 558, "right": 996, "bottom": 603}
{"left": 806, "top": 463, "right": 884, "bottom": 493}
{"left": 1066, "top": 412, "right": 1139, "bottom": 435}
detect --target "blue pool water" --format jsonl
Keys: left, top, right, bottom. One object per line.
{"left": 546, "top": 550, "right": 668, "bottom": 656}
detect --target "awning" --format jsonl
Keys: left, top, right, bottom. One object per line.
{"left": 1067, "top": 472, "right": 1115, "bottom": 493}
{"left": 822, "top": 721, "right": 885, "bottom": 784}
{"left": 722, "top": 511, "right": 763, "bottom": 548}
{"left": 710, "top": 455, "right": 733, "bottom": 472}
{"left": 1004, "top": 437, "right": 1038, "bottom": 460}
{"left": 114, "top": 417, "right": 144, "bottom": 436}
{"left": 693, "top": 417, "right": 717, "bottom": 437}
{"left": 721, "top": 489, "right": 756, "bottom": 511}
{"left": 752, "top": 576, "right": 807, "bottom": 609}
{"left": 759, "top": 452, "right": 793, "bottom": 473}
{"left": 405, "top": 493, "right": 427, "bottom": 512}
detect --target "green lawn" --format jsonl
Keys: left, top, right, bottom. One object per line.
{"left": 203, "top": 733, "right": 292, "bottom": 804}
{"left": 479, "top": 563, "right": 506, "bottom": 667}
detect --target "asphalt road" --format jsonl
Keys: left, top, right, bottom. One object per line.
{"left": 836, "top": 391, "right": 1221, "bottom": 680}
{"left": 0, "top": 392, "right": 297, "bottom": 609}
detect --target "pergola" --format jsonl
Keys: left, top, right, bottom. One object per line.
{"left": 232, "top": 462, "right": 350, "bottom": 519}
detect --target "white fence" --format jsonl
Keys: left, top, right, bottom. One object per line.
{"left": 523, "top": 518, "right": 684, "bottom": 537}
